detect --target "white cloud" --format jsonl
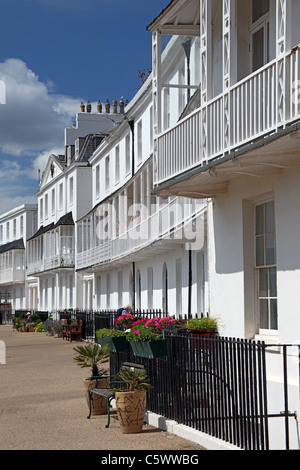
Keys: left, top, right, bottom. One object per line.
{"left": 0, "top": 58, "right": 80, "bottom": 156}
{"left": 0, "top": 58, "right": 84, "bottom": 214}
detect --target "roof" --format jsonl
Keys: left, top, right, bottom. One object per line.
{"left": 0, "top": 238, "right": 25, "bottom": 254}
{"left": 28, "top": 212, "right": 74, "bottom": 241}
{"left": 146, "top": 0, "right": 176, "bottom": 30}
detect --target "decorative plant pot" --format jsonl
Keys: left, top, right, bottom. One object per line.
{"left": 97, "top": 336, "right": 128, "bottom": 352}
{"left": 189, "top": 329, "right": 216, "bottom": 350}
{"left": 130, "top": 339, "right": 167, "bottom": 359}
{"left": 115, "top": 390, "right": 146, "bottom": 434}
{"left": 28, "top": 327, "right": 35, "bottom": 332}
{"left": 83, "top": 377, "right": 109, "bottom": 416}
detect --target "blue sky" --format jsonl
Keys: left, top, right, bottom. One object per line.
{"left": 0, "top": 0, "right": 169, "bottom": 214}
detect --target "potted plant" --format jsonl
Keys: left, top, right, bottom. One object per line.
{"left": 42, "top": 318, "right": 56, "bottom": 336}
{"left": 73, "top": 342, "right": 111, "bottom": 416}
{"left": 34, "top": 322, "right": 47, "bottom": 333}
{"left": 126, "top": 325, "right": 167, "bottom": 359}
{"left": 114, "top": 313, "right": 134, "bottom": 330}
{"left": 27, "top": 322, "right": 36, "bottom": 332}
{"left": 53, "top": 322, "right": 63, "bottom": 337}
{"left": 186, "top": 316, "right": 218, "bottom": 350}
{"left": 186, "top": 316, "right": 218, "bottom": 336}
{"left": 113, "top": 367, "right": 151, "bottom": 434}
{"left": 95, "top": 328, "right": 128, "bottom": 352}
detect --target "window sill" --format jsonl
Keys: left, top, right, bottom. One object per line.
{"left": 255, "top": 330, "right": 281, "bottom": 351}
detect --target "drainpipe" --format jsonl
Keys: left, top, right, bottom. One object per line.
{"left": 132, "top": 261, "right": 136, "bottom": 311}
{"left": 188, "top": 248, "right": 192, "bottom": 318}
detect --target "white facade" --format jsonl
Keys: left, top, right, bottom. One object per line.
{"left": 1, "top": 0, "right": 299, "bottom": 449}
{"left": 149, "top": 0, "right": 300, "bottom": 449}
{"left": 75, "top": 36, "right": 207, "bottom": 317}
{"left": 0, "top": 204, "right": 37, "bottom": 312}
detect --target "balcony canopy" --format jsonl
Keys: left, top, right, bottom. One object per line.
{"left": 28, "top": 212, "right": 74, "bottom": 241}
{"left": 147, "top": 0, "right": 200, "bottom": 36}
{"left": 0, "top": 238, "right": 25, "bottom": 254}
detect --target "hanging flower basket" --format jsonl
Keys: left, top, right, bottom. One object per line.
{"left": 95, "top": 328, "right": 129, "bottom": 352}
{"left": 97, "top": 336, "right": 129, "bottom": 352}
{"left": 129, "top": 339, "right": 167, "bottom": 359}
{"left": 126, "top": 320, "right": 171, "bottom": 359}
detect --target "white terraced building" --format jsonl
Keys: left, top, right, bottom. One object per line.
{"left": 23, "top": 33, "right": 207, "bottom": 317}
{"left": 26, "top": 104, "right": 124, "bottom": 313}
{"left": 1, "top": 0, "right": 300, "bottom": 449}
{"left": 0, "top": 204, "right": 37, "bottom": 316}
{"left": 76, "top": 38, "right": 207, "bottom": 315}
{"left": 147, "top": 0, "right": 300, "bottom": 449}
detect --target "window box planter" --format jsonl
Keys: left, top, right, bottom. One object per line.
{"left": 97, "top": 336, "right": 129, "bottom": 352}
{"left": 130, "top": 339, "right": 167, "bottom": 359}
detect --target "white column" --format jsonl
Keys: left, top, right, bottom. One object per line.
{"left": 222, "top": 0, "right": 236, "bottom": 152}
{"left": 276, "top": 0, "right": 287, "bottom": 126}
{"left": 200, "top": 0, "right": 211, "bottom": 162}
{"left": 87, "top": 280, "right": 92, "bottom": 310}
{"left": 152, "top": 29, "right": 162, "bottom": 184}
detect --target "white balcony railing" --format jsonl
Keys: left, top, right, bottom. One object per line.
{"left": 0, "top": 268, "right": 25, "bottom": 284}
{"left": 27, "top": 250, "right": 75, "bottom": 275}
{"left": 76, "top": 197, "right": 206, "bottom": 271}
{"left": 155, "top": 46, "right": 300, "bottom": 185}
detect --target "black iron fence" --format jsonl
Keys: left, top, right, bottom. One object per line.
{"left": 110, "top": 332, "right": 299, "bottom": 451}
{"left": 58, "top": 309, "right": 167, "bottom": 340}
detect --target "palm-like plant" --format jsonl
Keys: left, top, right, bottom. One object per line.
{"left": 73, "top": 342, "right": 111, "bottom": 378}
{"left": 114, "top": 368, "right": 151, "bottom": 392}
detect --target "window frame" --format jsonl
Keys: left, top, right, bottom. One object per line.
{"left": 254, "top": 199, "right": 278, "bottom": 332}
{"left": 250, "top": 1, "right": 270, "bottom": 73}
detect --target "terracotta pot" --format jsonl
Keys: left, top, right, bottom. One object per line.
{"left": 115, "top": 390, "right": 146, "bottom": 434}
{"left": 189, "top": 328, "right": 216, "bottom": 350}
{"left": 83, "top": 377, "right": 109, "bottom": 416}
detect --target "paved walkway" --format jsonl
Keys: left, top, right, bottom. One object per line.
{"left": 0, "top": 325, "right": 205, "bottom": 451}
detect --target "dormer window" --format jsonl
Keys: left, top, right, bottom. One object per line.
{"left": 251, "top": 0, "right": 270, "bottom": 72}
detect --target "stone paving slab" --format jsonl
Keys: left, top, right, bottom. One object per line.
{"left": 0, "top": 325, "right": 205, "bottom": 452}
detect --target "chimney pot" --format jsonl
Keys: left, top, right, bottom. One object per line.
{"left": 113, "top": 99, "right": 118, "bottom": 113}
{"left": 80, "top": 102, "right": 85, "bottom": 112}
{"left": 86, "top": 100, "right": 92, "bottom": 113}
{"left": 97, "top": 100, "right": 102, "bottom": 113}
{"left": 119, "top": 98, "right": 124, "bottom": 114}
{"left": 105, "top": 99, "right": 110, "bottom": 113}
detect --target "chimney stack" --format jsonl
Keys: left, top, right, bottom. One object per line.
{"left": 119, "top": 97, "right": 124, "bottom": 114}
{"left": 97, "top": 100, "right": 102, "bottom": 113}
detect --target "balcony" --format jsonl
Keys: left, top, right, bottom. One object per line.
{"left": 0, "top": 240, "right": 25, "bottom": 285}
{"left": 27, "top": 236, "right": 74, "bottom": 275}
{"left": 76, "top": 196, "right": 206, "bottom": 271}
{"left": 154, "top": 46, "right": 300, "bottom": 197}
{"left": 0, "top": 267, "right": 25, "bottom": 285}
